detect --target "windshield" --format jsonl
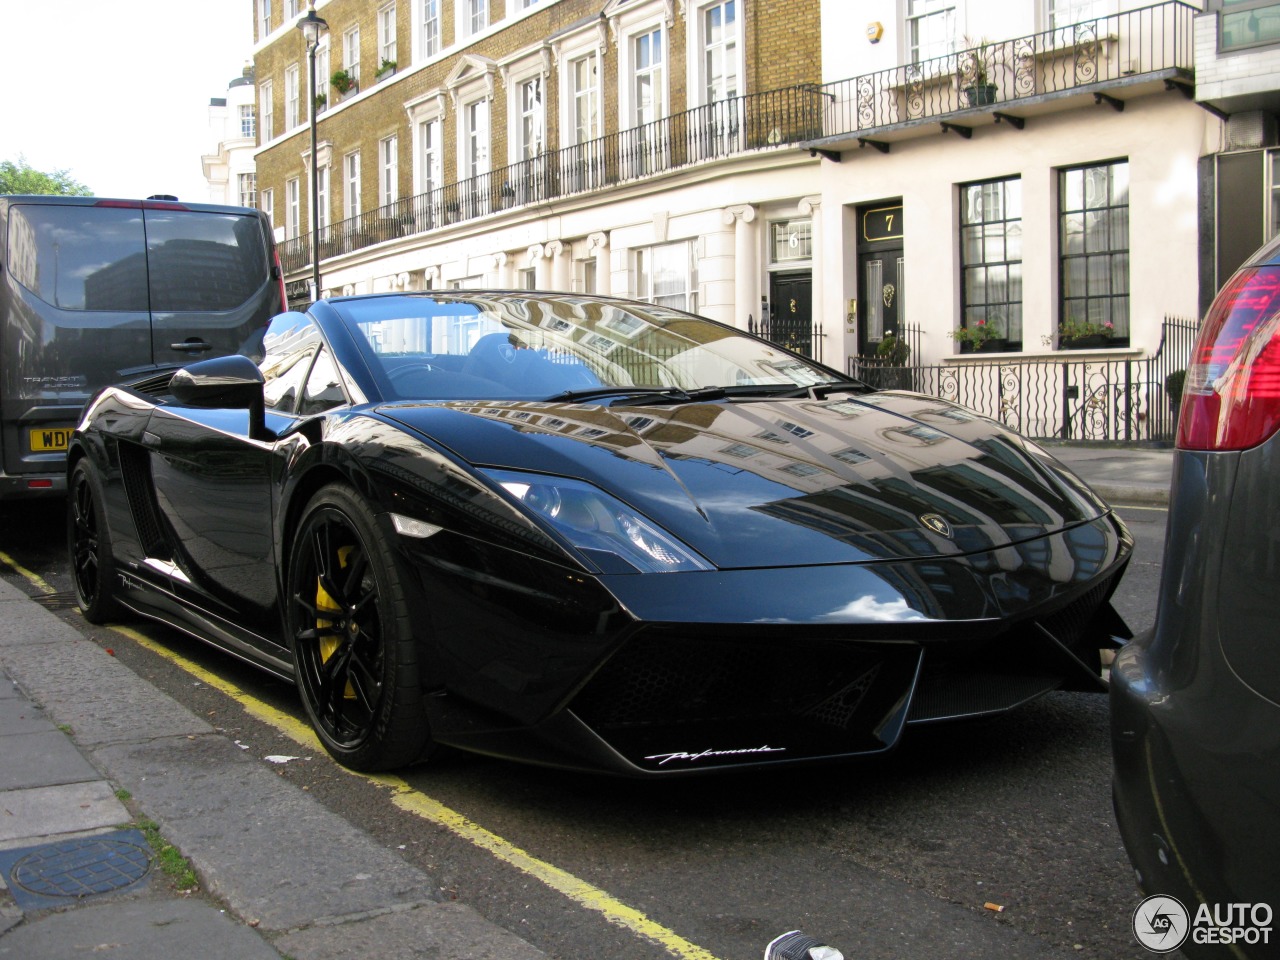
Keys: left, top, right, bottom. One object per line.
{"left": 331, "top": 293, "right": 842, "bottom": 401}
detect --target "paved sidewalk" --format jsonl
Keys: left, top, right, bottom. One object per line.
{"left": 1041, "top": 441, "right": 1173, "bottom": 506}
{"left": 0, "top": 444, "right": 1168, "bottom": 959}
{"left": 0, "top": 576, "right": 545, "bottom": 960}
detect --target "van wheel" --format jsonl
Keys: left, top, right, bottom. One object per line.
{"left": 287, "top": 484, "right": 431, "bottom": 772}
{"left": 68, "top": 458, "right": 121, "bottom": 624}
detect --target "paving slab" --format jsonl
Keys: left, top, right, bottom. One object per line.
{"left": 0, "top": 783, "right": 129, "bottom": 845}
{"left": 92, "top": 733, "right": 440, "bottom": 932}
{"left": 274, "top": 901, "right": 547, "bottom": 960}
{"left": 0, "top": 729, "right": 101, "bottom": 792}
{"left": 0, "top": 896, "right": 284, "bottom": 960}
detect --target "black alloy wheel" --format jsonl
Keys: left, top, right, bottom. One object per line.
{"left": 67, "top": 457, "right": 120, "bottom": 624}
{"left": 288, "top": 484, "right": 430, "bottom": 771}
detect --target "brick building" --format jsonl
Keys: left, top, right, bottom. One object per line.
{"left": 250, "top": 0, "right": 827, "bottom": 355}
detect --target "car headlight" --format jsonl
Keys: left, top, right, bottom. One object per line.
{"left": 481, "top": 469, "right": 712, "bottom": 574}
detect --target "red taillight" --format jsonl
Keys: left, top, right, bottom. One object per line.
{"left": 273, "top": 249, "right": 287, "bottom": 312}
{"left": 1179, "top": 265, "right": 1280, "bottom": 451}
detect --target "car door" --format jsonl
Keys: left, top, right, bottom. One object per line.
{"left": 143, "top": 398, "right": 281, "bottom": 641}
{"left": 142, "top": 314, "right": 324, "bottom": 643}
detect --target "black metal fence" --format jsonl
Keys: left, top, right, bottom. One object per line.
{"left": 850, "top": 317, "right": 1198, "bottom": 443}
{"left": 748, "top": 315, "right": 826, "bottom": 364}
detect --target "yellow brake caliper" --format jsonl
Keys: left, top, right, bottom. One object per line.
{"left": 315, "top": 544, "right": 357, "bottom": 699}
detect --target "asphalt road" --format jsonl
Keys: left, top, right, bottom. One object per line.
{"left": 0, "top": 498, "right": 1170, "bottom": 960}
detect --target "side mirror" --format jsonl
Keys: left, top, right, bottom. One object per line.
{"left": 170, "top": 355, "right": 268, "bottom": 440}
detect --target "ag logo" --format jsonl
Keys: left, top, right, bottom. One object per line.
{"left": 1132, "top": 895, "right": 1190, "bottom": 953}
{"left": 919, "top": 513, "right": 952, "bottom": 538}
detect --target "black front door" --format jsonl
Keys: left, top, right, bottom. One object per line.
{"left": 767, "top": 272, "right": 815, "bottom": 359}
{"left": 855, "top": 202, "right": 904, "bottom": 357}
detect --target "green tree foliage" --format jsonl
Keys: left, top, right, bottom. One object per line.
{"left": 0, "top": 157, "right": 93, "bottom": 196}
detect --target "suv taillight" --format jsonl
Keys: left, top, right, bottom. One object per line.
{"left": 1179, "top": 265, "right": 1280, "bottom": 451}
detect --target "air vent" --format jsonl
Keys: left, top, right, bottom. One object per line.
{"left": 1226, "top": 111, "right": 1278, "bottom": 151}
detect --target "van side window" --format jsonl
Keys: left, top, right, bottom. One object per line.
{"left": 144, "top": 211, "right": 268, "bottom": 312}
{"left": 7, "top": 205, "right": 148, "bottom": 311}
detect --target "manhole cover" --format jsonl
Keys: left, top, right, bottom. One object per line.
{"left": 6, "top": 832, "right": 152, "bottom": 904}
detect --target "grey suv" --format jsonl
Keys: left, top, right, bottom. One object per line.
{"left": 1111, "top": 233, "right": 1280, "bottom": 957}
{"left": 0, "top": 195, "right": 284, "bottom": 498}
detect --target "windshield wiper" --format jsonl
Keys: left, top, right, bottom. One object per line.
{"left": 548, "top": 386, "right": 680, "bottom": 404}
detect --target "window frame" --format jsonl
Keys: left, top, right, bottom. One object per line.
{"left": 1217, "top": 0, "right": 1280, "bottom": 52}
{"left": 633, "top": 240, "right": 698, "bottom": 312}
{"left": 260, "top": 79, "right": 274, "bottom": 141}
{"left": 695, "top": 0, "right": 741, "bottom": 107}
{"left": 344, "top": 25, "right": 361, "bottom": 87}
{"left": 419, "top": 0, "right": 440, "bottom": 58}
{"left": 286, "top": 177, "right": 301, "bottom": 240}
{"left": 344, "top": 151, "right": 362, "bottom": 220}
{"left": 238, "top": 172, "right": 258, "bottom": 209}
{"left": 284, "top": 63, "right": 301, "bottom": 130}
{"left": 905, "top": 0, "right": 957, "bottom": 64}
{"left": 1057, "top": 158, "right": 1130, "bottom": 346}
{"left": 378, "top": 2, "right": 398, "bottom": 68}
{"left": 380, "top": 135, "right": 400, "bottom": 206}
{"left": 959, "top": 176, "right": 1024, "bottom": 350}
{"left": 458, "top": 0, "right": 487, "bottom": 40}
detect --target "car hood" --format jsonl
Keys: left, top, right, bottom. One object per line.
{"left": 378, "top": 392, "right": 1110, "bottom": 569}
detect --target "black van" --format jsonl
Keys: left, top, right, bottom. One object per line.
{"left": 0, "top": 195, "right": 285, "bottom": 498}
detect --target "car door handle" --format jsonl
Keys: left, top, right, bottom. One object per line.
{"left": 170, "top": 339, "right": 213, "bottom": 353}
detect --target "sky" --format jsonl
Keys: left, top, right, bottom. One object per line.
{"left": 1, "top": 1, "right": 255, "bottom": 202}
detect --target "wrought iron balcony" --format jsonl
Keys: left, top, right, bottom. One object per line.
{"left": 280, "top": 83, "right": 826, "bottom": 275}
{"left": 810, "top": 1, "right": 1195, "bottom": 154}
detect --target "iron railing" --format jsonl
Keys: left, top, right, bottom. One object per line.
{"left": 850, "top": 318, "right": 1198, "bottom": 443}
{"left": 815, "top": 1, "right": 1195, "bottom": 142}
{"left": 748, "top": 315, "right": 826, "bottom": 363}
{"left": 280, "top": 83, "right": 826, "bottom": 274}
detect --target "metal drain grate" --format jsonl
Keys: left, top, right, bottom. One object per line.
{"left": 30, "top": 591, "right": 81, "bottom": 611}
{"left": 0, "top": 830, "right": 152, "bottom": 911}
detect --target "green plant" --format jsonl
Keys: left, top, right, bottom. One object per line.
{"left": 331, "top": 69, "right": 355, "bottom": 94}
{"left": 138, "top": 818, "right": 199, "bottom": 892}
{"left": 956, "top": 35, "right": 1001, "bottom": 87}
{"left": 1165, "top": 368, "right": 1186, "bottom": 405}
{"left": 1057, "top": 318, "right": 1115, "bottom": 341}
{"left": 876, "top": 333, "right": 910, "bottom": 366}
{"left": 377, "top": 58, "right": 397, "bottom": 76}
{"left": 950, "top": 318, "right": 1002, "bottom": 345}
{"left": 314, "top": 92, "right": 327, "bottom": 109}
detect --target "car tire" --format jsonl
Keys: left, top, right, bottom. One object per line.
{"left": 67, "top": 457, "right": 121, "bottom": 624}
{"left": 288, "top": 483, "right": 432, "bottom": 772}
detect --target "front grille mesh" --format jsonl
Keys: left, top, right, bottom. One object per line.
{"left": 569, "top": 633, "right": 894, "bottom": 733}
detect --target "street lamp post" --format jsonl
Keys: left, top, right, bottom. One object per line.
{"left": 298, "top": 6, "right": 328, "bottom": 302}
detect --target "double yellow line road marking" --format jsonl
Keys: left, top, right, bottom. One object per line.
{"left": 0, "top": 553, "right": 722, "bottom": 960}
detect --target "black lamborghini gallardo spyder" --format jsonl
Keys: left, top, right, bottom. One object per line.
{"left": 68, "top": 293, "right": 1132, "bottom": 775}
